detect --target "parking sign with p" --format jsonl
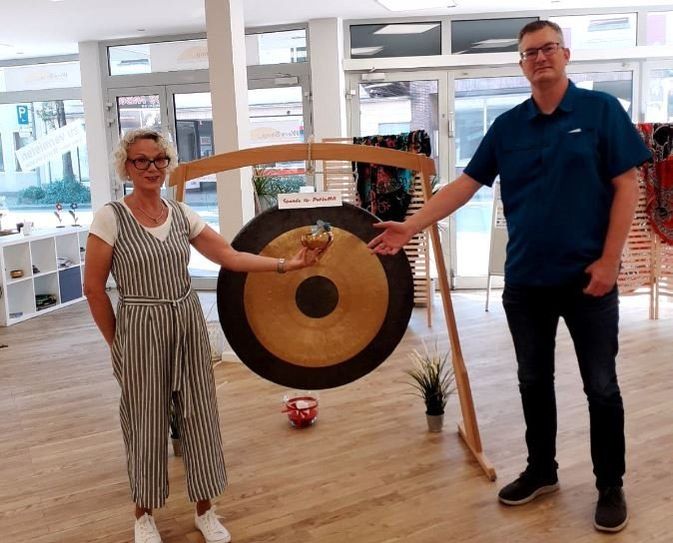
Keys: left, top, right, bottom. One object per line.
{"left": 16, "top": 105, "right": 29, "bottom": 125}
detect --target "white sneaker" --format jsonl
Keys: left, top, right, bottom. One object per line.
{"left": 134, "top": 513, "right": 162, "bottom": 543}
{"left": 194, "top": 509, "right": 231, "bottom": 543}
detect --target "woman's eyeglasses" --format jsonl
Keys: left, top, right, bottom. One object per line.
{"left": 127, "top": 157, "right": 171, "bottom": 170}
{"left": 520, "top": 42, "right": 562, "bottom": 62}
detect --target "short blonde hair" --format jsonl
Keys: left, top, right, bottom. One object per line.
{"left": 112, "top": 128, "right": 178, "bottom": 181}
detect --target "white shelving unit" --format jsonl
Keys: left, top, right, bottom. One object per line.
{"left": 0, "top": 227, "right": 88, "bottom": 326}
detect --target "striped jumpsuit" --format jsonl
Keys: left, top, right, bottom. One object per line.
{"left": 108, "top": 200, "right": 227, "bottom": 509}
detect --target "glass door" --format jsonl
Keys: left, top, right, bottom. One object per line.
{"left": 643, "top": 60, "right": 673, "bottom": 122}
{"left": 167, "top": 85, "right": 219, "bottom": 281}
{"left": 448, "top": 63, "right": 637, "bottom": 289}
{"left": 351, "top": 72, "right": 447, "bottom": 181}
{"left": 349, "top": 71, "right": 448, "bottom": 286}
{"left": 107, "top": 86, "right": 169, "bottom": 198}
{"left": 248, "top": 75, "right": 310, "bottom": 199}
{"left": 449, "top": 70, "right": 529, "bottom": 289}
{"left": 567, "top": 63, "right": 638, "bottom": 120}
{"left": 108, "top": 85, "right": 219, "bottom": 286}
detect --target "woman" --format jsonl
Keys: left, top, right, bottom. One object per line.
{"left": 84, "top": 128, "right": 321, "bottom": 543}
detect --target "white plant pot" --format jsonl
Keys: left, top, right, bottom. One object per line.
{"left": 426, "top": 414, "right": 444, "bottom": 433}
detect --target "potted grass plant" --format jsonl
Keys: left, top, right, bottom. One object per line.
{"left": 252, "top": 166, "right": 280, "bottom": 214}
{"left": 406, "top": 347, "right": 456, "bottom": 432}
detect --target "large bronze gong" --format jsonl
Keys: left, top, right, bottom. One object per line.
{"left": 217, "top": 203, "right": 414, "bottom": 389}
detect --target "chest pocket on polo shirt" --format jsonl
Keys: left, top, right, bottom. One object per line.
{"left": 500, "top": 139, "right": 541, "bottom": 185}
{"left": 560, "top": 127, "right": 598, "bottom": 164}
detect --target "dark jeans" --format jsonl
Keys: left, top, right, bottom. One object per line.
{"left": 502, "top": 281, "right": 624, "bottom": 490}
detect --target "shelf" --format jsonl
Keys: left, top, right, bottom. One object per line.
{"left": 59, "top": 266, "right": 82, "bottom": 303}
{"left": 3, "top": 242, "right": 31, "bottom": 283}
{"left": 7, "top": 280, "right": 36, "bottom": 319}
{"left": 30, "top": 237, "right": 57, "bottom": 275}
{"left": 7, "top": 275, "right": 32, "bottom": 286}
{"left": 55, "top": 233, "right": 79, "bottom": 266}
{"left": 1, "top": 227, "right": 88, "bottom": 325}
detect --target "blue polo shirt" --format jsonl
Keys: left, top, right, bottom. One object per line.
{"left": 464, "top": 80, "right": 651, "bottom": 286}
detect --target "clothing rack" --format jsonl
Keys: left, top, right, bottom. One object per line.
{"left": 618, "top": 155, "right": 673, "bottom": 319}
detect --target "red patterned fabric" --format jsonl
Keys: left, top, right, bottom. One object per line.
{"left": 636, "top": 123, "right": 673, "bottom": 244}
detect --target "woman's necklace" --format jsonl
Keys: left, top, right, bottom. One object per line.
{"left": 134, "top": 200, "right": 166, "bottom": 224}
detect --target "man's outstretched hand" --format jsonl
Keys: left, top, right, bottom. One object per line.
{"left": 368, "top": 221, "right": 415, "bottom": 255}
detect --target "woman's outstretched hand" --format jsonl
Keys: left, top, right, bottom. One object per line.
{"left": 367, "top": 221, "right": 414, "bottom": 255}
{"left": 286, "top": 247, "right": 324, "bottom": 271}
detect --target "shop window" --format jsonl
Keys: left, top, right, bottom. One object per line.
{"left": 108, "top": 40, "right": 208, "bottom": 75}
{"left": 0, "top": 62, "right": 80, "bottom": 92}
{"left": 646, "top": 11, "right": 673, "bottom": 45}
{"left": 13, "top": 132, "right": 26, "bottom": 172}
{"left": 550, "top": 13, "right": 637, "bottom": 49}
{"left": 108, "top": 30, "right": 308, "bottom": 75}
{"left": 350, "top": 22, "right": 441, "bottom": 59}
{"left": 450, "top": 17, "right": 537, "bottom": 54}
{"left": 245, "top": 29, "right": 307, "bottom": 65}
{"left": 1, "top": 101, "right": 90, "bottom": 229}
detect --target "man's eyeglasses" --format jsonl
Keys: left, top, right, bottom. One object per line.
{"left": 520, "top": 42, "right": 562, "bottom": 62}
{"left": 127, "top": 157, "right": 171, "bottom": 170}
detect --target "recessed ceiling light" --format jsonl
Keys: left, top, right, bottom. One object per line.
{"left": 351, "top": 46, "right": 385, "bottom": 56}
{"left": 49, "top": 0, "right": 67, "bottom": 3}
{"left": 376, "top": 0, "right": 456, "bottom": 11}
{"left": 136, "top": 28, "right": 146, "bottom": 32}
{"left": 375, "top": 23, "right": 440, "bottom": 35}
{"left": 471, "top": 38, "right": 519, "bottom": 49}
{"left": 16, "top": 51, "right": 25, "bottom": 55}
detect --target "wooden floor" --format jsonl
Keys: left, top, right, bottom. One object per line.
{"left": 1, "top": 289, "right": 673, "bottom": 543}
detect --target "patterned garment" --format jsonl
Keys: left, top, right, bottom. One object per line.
{"left": 108, "top": 200, "right": 227, "bottom": 509}
{"left": 636, "top": 123, "right": 673, "bottom": 244}
{"left": 353, "top": 130, "right": 431, "bottom": 221}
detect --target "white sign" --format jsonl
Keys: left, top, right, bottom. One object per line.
{"left": 15, "top": 121, "right": 86, "bottom": 171}
{"left": 250, "top": 120, "right": 304, "bottom": 144}
{"left": 3, "top": 62, "right": 81, "bottom": 92}
{"left": 150, "top": 40, "right": 209, "bottom": 72}
{"left": 277, "top": 192, "right": 342, "bottom": 209}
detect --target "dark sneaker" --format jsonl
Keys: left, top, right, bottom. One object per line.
{"left": 498, "top": 470, "right": 559, "bottom": 505}
{"left": 594, "top": 487, "right": 628, "bottom": 533}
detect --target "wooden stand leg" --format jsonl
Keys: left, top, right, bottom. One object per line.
{"left": 420, "top": 171, "right": 496, "bottom": 481}
{"left": 458, "top": 423, "right": 497, "bottom": 481}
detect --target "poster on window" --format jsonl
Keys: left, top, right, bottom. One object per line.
{"left": 15, "top": 121, "right": 86, "bottom": 171}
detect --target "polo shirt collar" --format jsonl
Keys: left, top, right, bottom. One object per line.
{"left": 524, "top": 79, "right": 577, "bottom": 120}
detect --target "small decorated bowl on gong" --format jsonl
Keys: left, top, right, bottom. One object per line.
{"left": 283, "top": 395, "right": 319, "bottom": 428}
{"left": 300, "top": 220, "right": 333, "bottom": 251}
{"left": 10, "top": 269, "right": 24, "bottom": 279}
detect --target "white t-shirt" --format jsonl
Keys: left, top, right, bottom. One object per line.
{"left": 89, "top": 198, "right": 207, "bottom": 247}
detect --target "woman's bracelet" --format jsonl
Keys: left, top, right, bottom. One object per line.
{"left": 277, "top": 258, "right": 286, "bottom": 274}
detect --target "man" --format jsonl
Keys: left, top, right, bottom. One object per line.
{"left": 368, "top": 20, "right": 651, "bottom": 533}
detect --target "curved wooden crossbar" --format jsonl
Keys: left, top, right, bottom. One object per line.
{"left": 168, "top": 143, "right": 436, "bottom": 202}
{"left": 170, "top": 142, "right": 494, "bottom": 480}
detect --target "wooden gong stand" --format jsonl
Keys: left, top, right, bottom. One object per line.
{"left": 169, "top": 142, "right": 496, "bottom": 480}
